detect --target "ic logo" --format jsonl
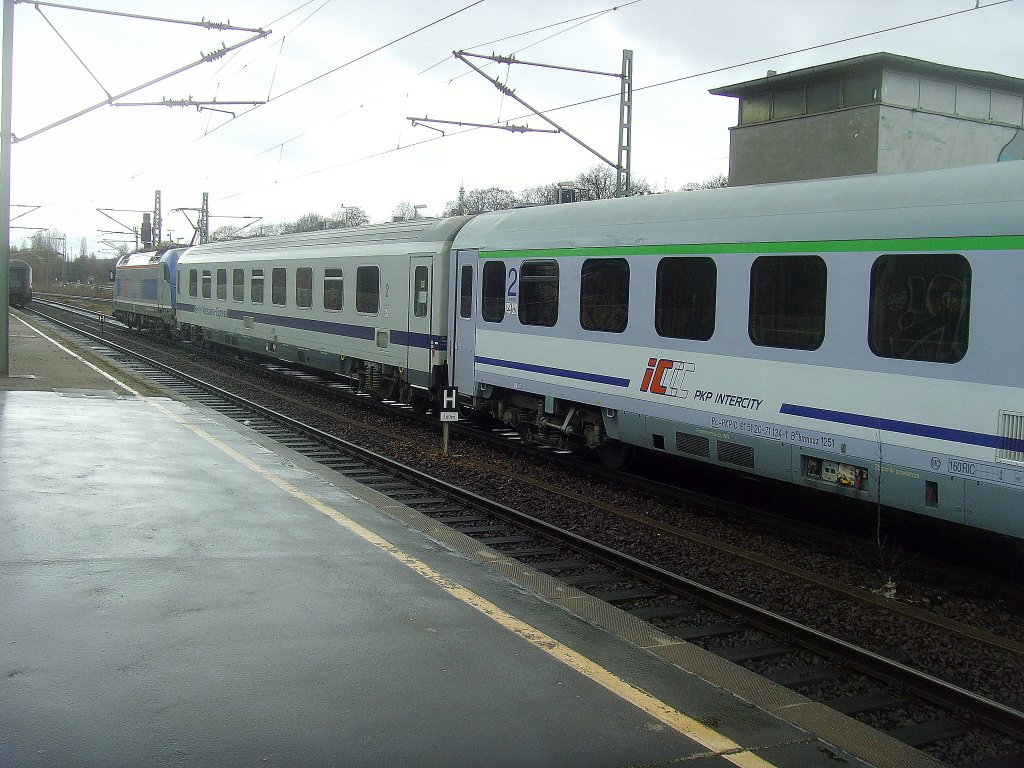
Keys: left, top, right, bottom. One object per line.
{"left": 639, "top": 358, "right": 695, "bottom": 398}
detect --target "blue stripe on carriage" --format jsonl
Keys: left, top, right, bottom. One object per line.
{"left": 780, "top": 403, "right": 1024, "bottom": 453}
{"left": 176, "top": 304, "right": 444, "bottom": 349}
{"left": 475, "top": 355, "right": 631, "bottom": 388}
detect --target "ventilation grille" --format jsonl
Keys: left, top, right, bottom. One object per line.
{"left": 717, "top": 441, "right": 755, "bottom": 468}
{"left": 997, "top": 411, "right": 1024, "bottom": 464}
{"left": 676, "top": 432, "right": 710, "bottom": 458}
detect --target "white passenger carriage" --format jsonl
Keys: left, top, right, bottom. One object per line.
{"left": 113, "top": 248, "right": 186, "bottom": 331}
{"left": 176, "top": 218, "right": 468, "bottom": 407}
{"left": 448, "top": 162, "right": 1024, "bottom": 540}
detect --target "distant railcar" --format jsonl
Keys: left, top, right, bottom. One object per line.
{"left": 8, "top": 259, "right": 32, "bottom": 306}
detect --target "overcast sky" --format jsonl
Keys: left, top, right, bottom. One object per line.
{"left": 4, "top": 0, "right": 1023, "bottom": 256}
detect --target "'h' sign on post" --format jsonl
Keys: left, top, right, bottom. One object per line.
{"left": 440, "top": 387, "right": 458, "bottom": 457}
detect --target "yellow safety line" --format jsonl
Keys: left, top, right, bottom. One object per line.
{"left": 138, "top": 394, "right": 780, "bottom": 768}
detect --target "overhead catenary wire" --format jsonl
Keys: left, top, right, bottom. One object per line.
{"left": 222, "top": 0, "right": 1017, "bottom": 201}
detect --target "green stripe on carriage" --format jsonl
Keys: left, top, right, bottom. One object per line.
{"left": 479, "top": 235, "right": 1024, "bottom": 259}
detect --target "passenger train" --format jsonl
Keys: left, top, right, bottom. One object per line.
{"left": 113, "top": 161, "right": 1024, "bottom": 542}
{"left": 8, "top": 258, "right": 32, "bottom": 307}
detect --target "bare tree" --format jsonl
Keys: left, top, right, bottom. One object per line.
{"left": 391, "top": 202, "right": 418, "bottom": 221}
{"left": 284, "top": 213, "right": 327, "bottom": 233}
{"left": 331, "top": 206, "right": 370, "bottom": 227}
{"left": 211, "top": 225, "right": 240, "bottom": 241}
{"left": 680, "top": 173, "right": 728, "bottom": 191}
{"left": 442, "top": 186, "right": 518, "bottom": 216}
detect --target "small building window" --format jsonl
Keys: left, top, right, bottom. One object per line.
{"left": 843, "top": 73, "right": 879, "bottom": 107}
{"left": 189, "top": 268, "right": 198, "bottom": 298}
{"left": 296, "top": 267, "right": 313, "bottom": 309}
{"left": 807, "top": 81, "right": 840, "bottom": 114}
{"left": 413, "top": 265, "right": 429, "bottom": 318}
{"left": 272, "top": 267, "right": 287, "bottom": 306}
{"left": 459, "top": 265, "right": 473, "bottom": 319}
{"left": 519, "top": 260, "right": 559, "bottom": 327}
{"left": 580, "top": 258, "right": 628, "bottom": 333}
{"left": 216, "top": 268, "right": 227, "bottom": 300}
{"left": 251, "top": 269, "right": 264, "bottom": 304}
{"left": 481, "top": 261, "right": 505, "bottom": 322}
{"left": 356, "top": 265, "right": 379, "bottom": 314}
{"left": 232, "top": 268, "right": 244, "bottom": 301}
{"left": 323, "top": 269, "right": 343, "bottom": 311}
{"left": 740, "top": 94, "right": 771, "bottom": 125}
{"left": 202, "top": 270, "right": 212, "bottom": 299}
{"left": 749, "top": 255, "right": 826, "bottom": 350}
{"left": 869, "top": 254, "right": 970, "bottom": 364}
{"left": 656, "top": 257, "right": 717, "bottom": 341}
{"left": 773, "top": 87, "right": 804, "bottom": 119}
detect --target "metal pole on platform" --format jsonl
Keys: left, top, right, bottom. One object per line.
{"left": 1, "top": 0, "right": 13, "bottom": 377}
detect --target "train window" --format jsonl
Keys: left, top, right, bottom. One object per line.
{"left": 868, "top": 253, "right": 970, "bottom": 364}
{"left": 323, "top": 269, "right": 343, "bottom": 311}
{"left": 216, "top": 269, "right": 227, "bottom": 301}
{"left": 749, "top": 255, "right": 826, "bottom": 350}
{"left": 519, "top": 260, "right": 559, "bottom": 327}
{"left": 459, "top": 265, "right": 473, "bottom": 319}
{"left": 272, "top": 267, "right": 287, "bottom": 306}
{"left": 251, "top": 269, "right": 265, "bottom": 304}
{"left": 202, "top": 270, "right": 212, "bottom": 300}
{"left": 580, "top": 258, "right": 628, "bottom": 333}
{"left": 356, "top": 265, "right": 379, "bottom": 314}
{"left": 656, "top": 257, "right": 716, "bottom": 341}
{"left": 296, "top": 267, "right": 313, "bottom": 309}
{"left": 413, "top": 266, "right": 429, "bottom": 318}
{"left": 232, "top": 269, "right": 244, "bottom": 301}
{"left": 189, "top": 269, "right": 198, "bottom": 298}
{"left": 481, "top": 261, "right": 505, "bottom": 322}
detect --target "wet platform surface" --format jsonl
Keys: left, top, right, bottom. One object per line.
{"left": 0, "top": 312, "right": 946, "bottom": 767}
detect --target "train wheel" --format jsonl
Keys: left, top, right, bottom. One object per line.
{"left": 597, "top": 440, "right": 635, "bottom": 470}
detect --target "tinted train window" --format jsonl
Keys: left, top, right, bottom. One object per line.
{"left": 413, "top": 266, "right": 428, "bottom": 318}
{"left": 232, "top": 269, "right": 244, "bottom": 301}
{"left": 459, "top": 265, "right": 473, "bottom": 319}
{"left": 251, "top": 269, "right": 264, "bottom": 304}
{"left": 481, "top": 261, "right": 505, "bottom": 322}
{"left": 869, "top": 253, "right": 970, "bottom": 364}
{"left": 202, "top": 270, "right": 212, "bottom": 299}
{"left": 749, "top": 255, "right": 826, "bottom": 350}
{"left": 296, "top": 267, "right": 313, "bottom": 309}
{"left": 216, "top": 269, "right": 227, "bottom": 300}
{"left": 656, "top": 257, "right": 716, "bottom": 341}
{"left": 356, "top": 266, "right": 379, "bottom": 314}
{"left": 324, "top": 269, "right": 343, "bottom": 311}
{"left": 519, "top": 260, "right": 559, "bottom": 327}
{"left": 189, "top": 269, "right": 197, "bottom": 298}
{"left": 580, "top": 258, "right": 628, "bottom": 333}
{"left": 272, "top": 268, "right": 287, "bottom": 306}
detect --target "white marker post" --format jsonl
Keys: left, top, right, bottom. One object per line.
{"left": 440, "top": 386, "right": 459, "bottom": 456}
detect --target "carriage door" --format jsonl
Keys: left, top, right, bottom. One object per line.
{"left": 450, "top": 249, "right": 478, "bottom": 393}
{"left": 408, "top": 256, "right": 432, "bottom": 386}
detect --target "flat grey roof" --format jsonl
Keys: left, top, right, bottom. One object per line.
{"left": 710, "top": 52, "right": 1024, "bottom": 97}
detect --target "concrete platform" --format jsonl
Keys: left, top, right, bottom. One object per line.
{"left": 0, "top": 311, "right": 947, "bottom": 767}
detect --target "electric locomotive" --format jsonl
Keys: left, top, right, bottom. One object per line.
{"left": 112, "top": 248, "right": 186, "bottom": 331}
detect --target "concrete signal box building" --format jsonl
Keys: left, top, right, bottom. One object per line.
{"left": 710, "top": 53, "right": 1024, "bottom": 186}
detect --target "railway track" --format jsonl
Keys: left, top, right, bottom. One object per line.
{"left": 21, "top": 300, "right": 1024, "bottom": 766}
